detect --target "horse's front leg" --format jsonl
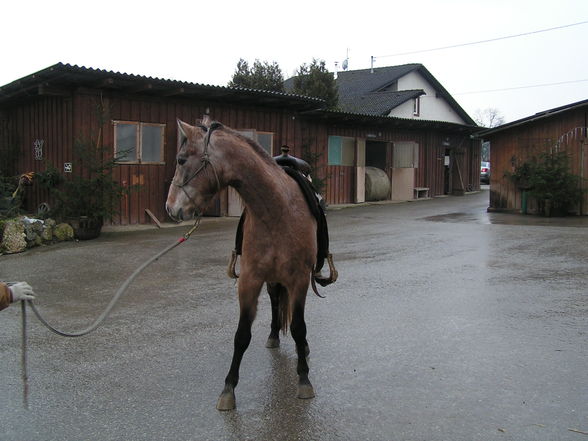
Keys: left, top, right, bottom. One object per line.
{"left": 217, "top": 277, "right": 262, "bottom": 411}
{"left": 290, "top": 293, "right": 315, "bottom": 400}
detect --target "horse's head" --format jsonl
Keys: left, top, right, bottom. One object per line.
{"left": 166, "top": 117, "right": 223, "bottom": 222}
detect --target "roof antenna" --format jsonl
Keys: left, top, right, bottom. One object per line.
{"left": 342, "top": 48, "right": 349, "bottom": 71}
{"left": 370, "top": 56, "right": 375, "bottom": 73}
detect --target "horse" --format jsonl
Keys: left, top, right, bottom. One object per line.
{"left": 166, "top": 116, "right": 329, "bottom": 411}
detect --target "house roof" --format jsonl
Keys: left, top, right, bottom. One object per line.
{"left": 334, "top": 64, "right": 476, "bottom": 125}
{"left": 336, "top": 64, "right": 421, "bottom": 99}
{"left": 338, "top": 89, "right": 425, "bottom": 115}
{"left": 0, "top": 63, "right": 324, "bottom": 110}
{"left": 474, "top": 98, "right": 588, "bottom": 138}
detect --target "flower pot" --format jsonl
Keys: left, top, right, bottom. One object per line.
{"left": 68, "top": 216, "right": 103, "bottom": 240}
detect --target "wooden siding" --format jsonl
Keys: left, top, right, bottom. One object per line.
{"left": 326, "top": 165, "right": 355, "bottom": 204}
{"left": 486, "top": 106, "right": 588, "bottom": 215}
{"left": 3, "top": 96, "right": 74, "bottom": 215}
{"left": 5, "top": 91, "right": 304, "bottom": 225}
{"left": 3, "top": 88, "right": 481, "bottom": 224}
{"left": 317, "top": 122, "right": 481, "bottom": 204}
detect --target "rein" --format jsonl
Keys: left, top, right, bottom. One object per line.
{"left": 19, "top": 216, "right": 202, "bottom": 408}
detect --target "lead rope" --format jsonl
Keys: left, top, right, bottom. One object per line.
{"left": 20, "top": 216, "right": 202, "bottom": 407}
{"left": 21, "top": 300, "right": 29, "bottom": 409}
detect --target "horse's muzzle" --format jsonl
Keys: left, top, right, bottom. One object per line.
{"left": 166, "top": 204, "right": 183, "bottom": 222}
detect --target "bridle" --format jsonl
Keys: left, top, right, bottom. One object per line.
{"left": 172, "top": 122, "right": 222, "bottom": 214}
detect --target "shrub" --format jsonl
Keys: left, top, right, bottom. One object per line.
{"left": 509, "top": 151, "right": 584, "bottom": 216}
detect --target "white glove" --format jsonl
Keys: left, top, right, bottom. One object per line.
{"left": 10, "top": 282, "right": 35, "bottom": 302}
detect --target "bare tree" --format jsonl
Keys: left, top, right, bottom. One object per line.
{"left": 474, "top": 107, "right": 505, "bottom": 128}
{"left": 474, "top": 108, "right": 505, "bottom": 162}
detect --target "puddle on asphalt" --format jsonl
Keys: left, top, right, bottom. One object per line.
{"left": 422, "top": 211, "right": 588, "bottom": 227}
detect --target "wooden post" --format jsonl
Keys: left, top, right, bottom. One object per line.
{"left": 144, "top": 209, "right": 162, "bottom": 228}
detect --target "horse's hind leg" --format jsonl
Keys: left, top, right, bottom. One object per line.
{"left": 266, "top": 282, "right": 283, "bottom": 348}
{"left": 217, "top": 278, "right": 262, "bottom": 411}
{"left": 290, "top": 296, "right": 315, "bottom": 399}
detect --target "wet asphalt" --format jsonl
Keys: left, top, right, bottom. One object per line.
{"left": 1, "top": 189, "right": 587, "bottom": 441}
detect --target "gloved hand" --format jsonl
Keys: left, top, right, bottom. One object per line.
{"left": 10, "top": 282, "right": 35, "bottom": 302}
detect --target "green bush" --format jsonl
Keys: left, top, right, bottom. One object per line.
{"left": 37, "top": 138, "right": 130, "bottom": 222}
{"left": 509, "top": 151, "right": 584, "bottom": 216}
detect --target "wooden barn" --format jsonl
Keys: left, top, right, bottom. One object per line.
{"left": 0, "top": 63, "right": 481, "bottom": 225}
{"left": 309, "top": 111, "right": 480, "bottom": 204}
{"left": 476, "top": 99, "right": 588, "bottom": 215}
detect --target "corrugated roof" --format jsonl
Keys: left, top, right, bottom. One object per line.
{"left": 0, "top": 63, "right": 325, "bottom": 110}
{"left": 475, "top": 98, "right": 588, "bottom": 137}
{"left": 302, "top": 108, "right": 478, "bottom": 132}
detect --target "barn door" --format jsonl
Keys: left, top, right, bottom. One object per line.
{"left": 391, "top": 141, "right": 418, "bottom": 200}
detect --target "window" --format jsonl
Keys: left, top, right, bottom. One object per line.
{"left": 393, "top": 142, "right": 419, "bottom": 168}
{"left": 328, "top": 136, "right": 355, "bottom": 166}
{"left": 256, "top": 132, "right": 274, "bottom": 155}
{"left": 237, "top": 129, "right": 274, "bottom": 155}
{"left": 114, "top": 121, "right": 165, "bottom": 163}
{"left": 413, "top": 97, "right": 420, "bottom": 116}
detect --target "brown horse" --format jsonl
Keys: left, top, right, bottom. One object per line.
{"left": 166, "top": 117, "right": 323, "bottom": 411}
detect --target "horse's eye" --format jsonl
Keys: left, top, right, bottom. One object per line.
{"left": 177, "top": 155, "right": 187, "bottom": 166}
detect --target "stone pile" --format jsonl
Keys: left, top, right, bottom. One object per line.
{"left": 0, "top": 217, "right": 74, "bottom": 254}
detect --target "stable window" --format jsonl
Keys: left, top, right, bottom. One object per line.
{"left": 393, "top": 142, "right": 419, "bottom": 168}
{"left": 328, "top": 136, "right": 355, "bottom": 166}
{"left": 237, "top": 129, "right": 274, "bottom": 155}
{"left": 114, "top": 121, "right": 165, "bottom": 163}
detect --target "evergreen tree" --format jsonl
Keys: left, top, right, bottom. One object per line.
{"left": 291, "top": 59, "right": 339, "bottom": 109}
{"left": 228, "top": 59, "right": 285, "bottom": 92}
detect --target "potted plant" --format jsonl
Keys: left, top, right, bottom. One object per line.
{"left": 54, "top": 137, "right": 131, "bottom": 238}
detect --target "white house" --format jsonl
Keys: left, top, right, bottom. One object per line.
{"left": 335, "top": 63, "right": 475, "bottom": 125}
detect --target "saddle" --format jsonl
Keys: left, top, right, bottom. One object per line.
{"left": 227, "top": 146, "right": 337, "bottom": 293}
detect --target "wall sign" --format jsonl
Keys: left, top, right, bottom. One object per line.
{"left": 64, "top": 163, "right": 72, "bottom": 173}
{"left": 33, "top": 139, "right": 44, "bottom": 160}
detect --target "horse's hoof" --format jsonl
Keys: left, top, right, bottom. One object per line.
{"left": 266, "top": 337, "right": 280, "bottom": 348}
{"left": 297, "top": 383, "right": 315, "bottom": 399}
{"left": 216, "top": 392, "right": 236, "bottom": 411}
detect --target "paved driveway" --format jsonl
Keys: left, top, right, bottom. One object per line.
{"left": 1, "top": 190, "right": 587, "bottom": 441}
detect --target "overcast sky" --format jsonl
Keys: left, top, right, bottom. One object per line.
{"left": 2, "top": 0, "right": 587, "bottom": 124}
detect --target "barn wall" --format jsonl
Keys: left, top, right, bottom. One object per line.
{"left": 486, "top": 106, "right": 588, "bottom": 215}
{"left": 307, "top": 120, "right": 481, "bottom": 204}
{"left": 2, "top": 95, "right": 74, "bottom": 215}
{"left": 3, "top": 88, "right": 481, "bottom": 224}
{"left": 89, "top": 91, "right": 303, "bottom": 224}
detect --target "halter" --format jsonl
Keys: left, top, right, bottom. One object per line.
{"left": 172, "top": 122, "right": 222, "bottom": 213}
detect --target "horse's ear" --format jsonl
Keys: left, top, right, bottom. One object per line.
{"left": 201, "top": 114, "right": 212, "bottom": 127}
{"left": 177, "top": 119, "right": 189, "bottom": 137}
{"left": 177, "top": 119, "right": 189, "bottom": 148}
